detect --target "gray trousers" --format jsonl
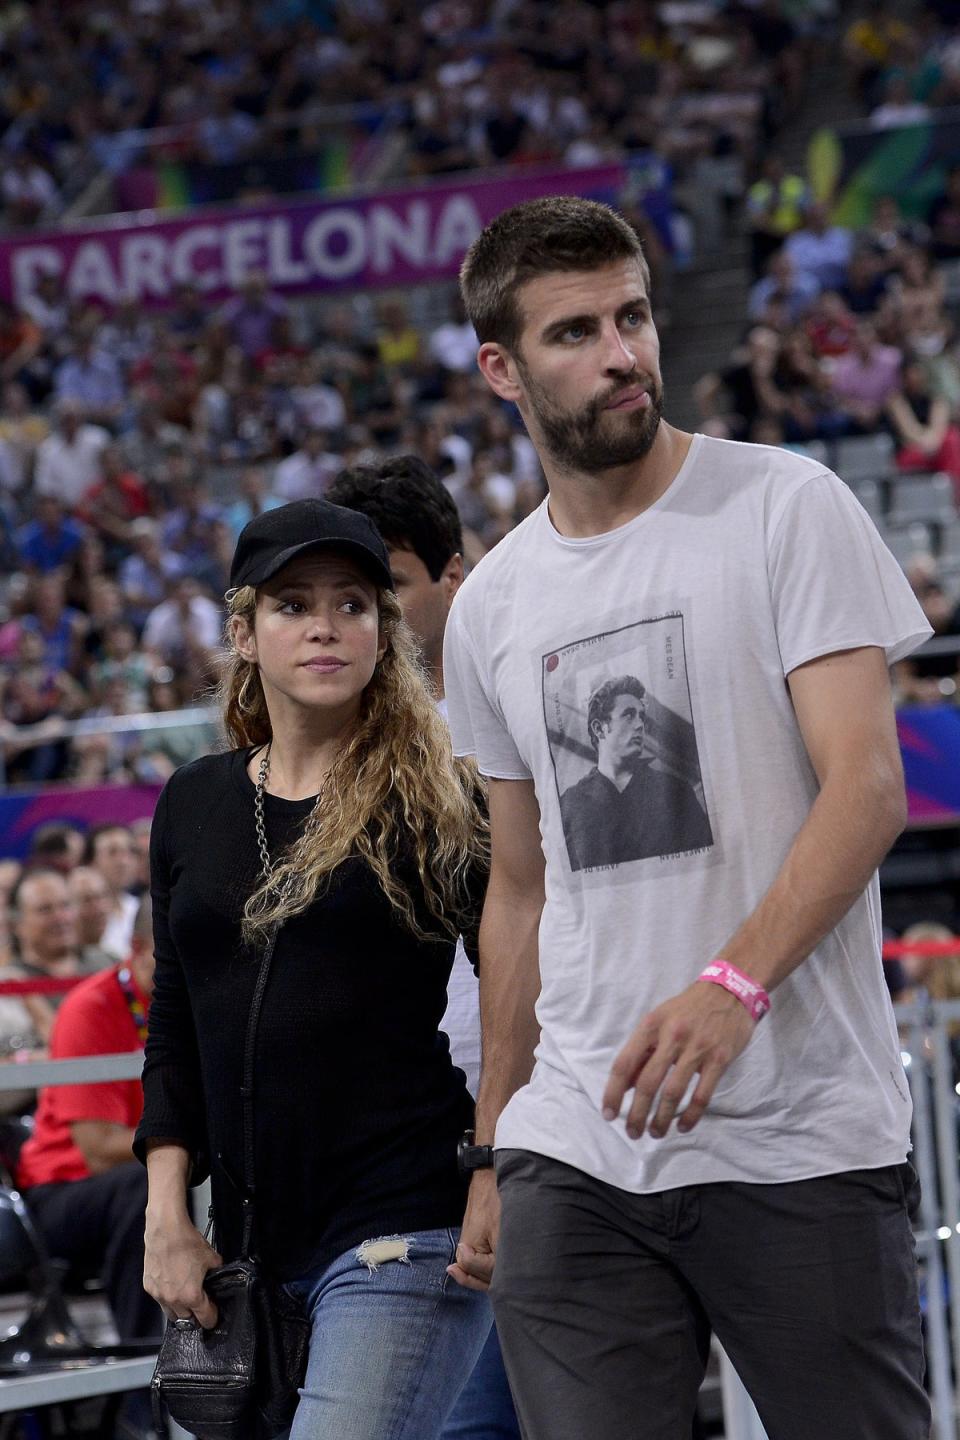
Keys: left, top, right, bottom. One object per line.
{"left": 490, "top": 1150, "right": 929, "bottom": 1440}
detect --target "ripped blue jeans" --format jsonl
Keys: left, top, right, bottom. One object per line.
{"left": 279, "top": 1227, "right": 492, "bottom": 1440}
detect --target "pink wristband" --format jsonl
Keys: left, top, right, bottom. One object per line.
{"left": 697, "top": 959, "right": 770, "bottom": 1022}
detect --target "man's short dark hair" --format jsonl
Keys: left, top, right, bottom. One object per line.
{"left": 82, "top": 822, "right": 132, "bottom": 866}
{"left": 28, "top": 823, "right": 81, "bottom": 864}
{"left": 587, "top": 675, "right": 646, "bottom": 754}
{"left": 459, "top": 196, "right": 651, "bottom": 352}
{"left": 326, "top": 456, "right": 462, "bottom": 582}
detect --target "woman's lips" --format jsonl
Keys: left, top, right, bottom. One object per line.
{"left": 302, "top": 658, "right": 346, "bottom": 672}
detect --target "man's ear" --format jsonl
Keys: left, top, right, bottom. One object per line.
{"left": 441, "top": 552, "right": 464, "bottom": 609}
{"left": 477, "top": 342, "right": 524, "bottom": 404}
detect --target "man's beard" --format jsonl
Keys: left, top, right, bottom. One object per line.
{"left": 519, "top": 364, "right": 664, "bottom": 474}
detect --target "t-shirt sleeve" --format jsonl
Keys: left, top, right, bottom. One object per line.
{"left": 443, "top": 595, "right": 531, "bottom": 780}
{"left": 47, "top": 993, "right": 133, "bottom": 1128}
{"left": 133, "top": 778, "right": 210, "bottom": 1180}
{"left": 768, "top": 469, "right": 932, "bottom": 675}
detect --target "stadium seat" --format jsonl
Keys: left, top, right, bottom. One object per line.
{"left": 833, "top": 433, "right": 895, "bottom": 484}
{"left": 887, "top": 473, "right": 958, "bottom": 529}
{"left": 881, "top": 522, "right": 935, "bottom": 569}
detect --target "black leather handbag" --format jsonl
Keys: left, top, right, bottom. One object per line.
{"left": 151, "top": 927, "right": 310, "bottom": 1439}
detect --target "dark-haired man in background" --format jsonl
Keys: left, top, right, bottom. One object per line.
{"left": 327, "top": 456, "right": 520, "bottom": 1440}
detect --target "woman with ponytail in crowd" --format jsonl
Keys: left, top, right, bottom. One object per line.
{"left": 135, "top": 499, "right": 492, "bottom": 1439}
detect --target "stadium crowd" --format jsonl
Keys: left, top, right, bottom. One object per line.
{"left": 0, "top": 0, "right": 819, "bottom": 222}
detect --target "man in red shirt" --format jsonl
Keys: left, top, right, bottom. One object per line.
{"left": 16, "top": 895, "right": 161, "bottom": 1350}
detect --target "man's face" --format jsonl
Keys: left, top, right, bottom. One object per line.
{"left": 15, "top": 874, "right": 77, "bottom": 964}
{"left": 505, "top": 260, "right": 663, "bottom": 474}
{"left": 595, "top": 692, "right": 646, "bottom": 772}
{"left": 92, "top": 829, "right": 136, "bottom": 893}
{"left": 67, "top": 867, "right": 112, "bottom": 945}
{"left": 388, "top": 546, "right": 462, "bottom": 674}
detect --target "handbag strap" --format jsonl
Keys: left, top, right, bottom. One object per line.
{"left": 238, "top": 923, "right": 280, "bottom": 1258}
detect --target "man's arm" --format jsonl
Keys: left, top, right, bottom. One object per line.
{"left": 71, "top": 1119, "right": 136, "bottom": 1176}
{"left": 448, "top": 776, "right": 544, "bottom": 1292}
{"left": 603, "top": 644, "right": 906, "bottom": 1140}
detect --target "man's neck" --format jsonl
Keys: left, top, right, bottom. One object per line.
{"left": 596, "top": 757, "right": 634, "bottom": 794}
{"left": 542, "top": 423, "right": 694, "bottom": 539}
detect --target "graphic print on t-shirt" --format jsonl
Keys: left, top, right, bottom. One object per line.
{"left": 543, "top": 611, "right": 713, "bottom": 872}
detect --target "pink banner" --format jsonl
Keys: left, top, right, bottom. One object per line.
{"left": 0, "top": 783, "right": 161, "bottom": 859}
{"left": 0, "top": 164, "right": 627, "bottom": 310}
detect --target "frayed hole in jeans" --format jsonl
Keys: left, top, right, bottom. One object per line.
{"left": 355, "top": 1235, "right": 413, "bottom": 1274}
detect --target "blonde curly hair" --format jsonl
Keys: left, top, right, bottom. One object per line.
{"left": 219, "top": 582, "right": 487, "bottom": 946}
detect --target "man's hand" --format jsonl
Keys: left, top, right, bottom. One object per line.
{"left": 447, "top": 1170, "right": 499, "bottom": 1292}
{"left": 602, "top": 981, "right": 757, "bottom": 1139}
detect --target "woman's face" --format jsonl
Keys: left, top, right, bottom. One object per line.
{"left": 236, "top": 551, "right": 385, "bottom": 725}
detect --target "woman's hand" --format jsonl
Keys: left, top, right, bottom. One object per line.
{"left": 144, "top": 1211, "right": 223, "bottom": 1329}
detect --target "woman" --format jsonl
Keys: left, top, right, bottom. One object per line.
{"left": 136, "top": 498, "right": 491, "bottom": 1439}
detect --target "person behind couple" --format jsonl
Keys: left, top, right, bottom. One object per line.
{"left": 136, "top": 498, "right": 492, "bottom": 1440}
{"left": 326, "top": 457, "right": 521, "bottom": 1440}
{"left": 443, "top": 194, "right": 931, "bottom": 1440}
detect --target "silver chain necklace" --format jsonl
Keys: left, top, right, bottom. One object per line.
{"left": 254, "top": 744, "right": 327, "bottom": 885}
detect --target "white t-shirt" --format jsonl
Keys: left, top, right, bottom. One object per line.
{"left": 435, "top": 695, "right": 482, "bottom": 1097}
{"left": 444, "top": 435, "right": 931, "bottom": 1192}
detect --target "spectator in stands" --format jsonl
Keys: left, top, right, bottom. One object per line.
{"left": 27, "top": 823, "right": 85, "bottom": 876}
{"left": 693, "top": 325, "right": 781, "bottom": 441}
{"left": 34, "top": 398, "right": 109, "bottom": 507}
{"left": 746, "top": 153, "right": 808, "bottom": 278}
{"left": 7, "top": 868, "right": 96, "bottom": 1044}
{"left": 119, "top": 519, "right": 186, "bottom": 631}
{"left": 15, "top": 495, "right": 86, "bottom": 575}
{"left": 839, "top": 244, "right": 892, "bottom": 316}
{"left": 78, "top": 444, "right": 152, "bottom": 563}
{"left": 429, "top": 293, "right": 479, "bottom": 375}
{"left": 67, "top": 866, "right": 116, "bottom": 971}
{"left": 886, "top": 359, "right": 960, "bottom": 490}
{"left": 138, "top": 500, "right": 491, "bottom": 1436}
{"left": 870, "top": 73, "right": 930, "bottom": 130}
{"left": 0, "top": 625, "right": 86, "bottom": 783}
{"left": 830, "top": 321, "right": 902, "bottom": 431}
{"left": 219, "top": 273, "right": 288, "bottom": 361}
{"left": 273, "top": 427, "right": 341, "bottom": 501}
{"left": 784, "top": 201, "right": 854, "bottom": 294}
{"left": 54, "top": 327, "right": 125, "bottom": 430}
{"left": 893, "top": 574, "right": 960, "bottom": 704}
{"left": 16, "top": 896, "right": 163, "bottom": 1440}
{"left": 748, "top": 250, "right": 819, "bottom": 324}
{"left": 141, "top": 575, "right": 222, "bottom": 683}
{"left": 376, "top": 298, "right": 423, "bottom": 372}
{"left": 84, "top": 825, "right": 139, "bottom": 962}
{"left": 21, "top": 571, "right": 87, "bottom": 677}
{"left": 927, "top": 164, "right": 960, "bottom": 262}
{"left": 223, "top": 466, "right": 285, "bottom": 540}
{"left": 0, "top": 148, "right": 59, "bottom": 228}
{"left": 197, "top": 86, "right": 261, "bottom": 165}
{"left": 0, "top": 301, "right": 44, "bottom": 394}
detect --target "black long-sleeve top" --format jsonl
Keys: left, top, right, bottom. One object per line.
{"left": 134, "top": 747, "right": 479, "bottom": 1282}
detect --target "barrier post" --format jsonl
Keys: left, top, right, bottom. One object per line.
{"left": 930, "top": 1004, "right": 960, "bottom": 1406}
{"left": 719, "top": 1351, "right": 768, "bottom": 1440}
{"left": 902, "top": 1001, "right": 955, "bottom": 1439}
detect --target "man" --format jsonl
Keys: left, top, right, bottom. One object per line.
{"left": 9, "top": 868, "right": 96, "bottom": 1043}
{"left": 559, "top": 675, "right": 711, "bottom": 870}
{"left": 16, "top": 896, "right": 162, "bottom": 1437}
{"left": 327, "top": 457, "right": 521, "bottom": 1440}
{"left": 33, "top": 398, "right": 109, "bottom": 507}
{"left": 443, "top": 195, "right": 931, "bottom": 1440}
{"left": 67, "top": 865, "right": 116, "bottom": 970}
{"left": 83, "top": 825, "right": 139, "bottom": 961}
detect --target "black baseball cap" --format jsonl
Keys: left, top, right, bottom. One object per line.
{"left": 229, "top": 499, "right": 394, "bottom": 592}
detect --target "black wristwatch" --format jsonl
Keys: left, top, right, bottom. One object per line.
{"left": 457, "top": 1129, "right": 495, "bottom": 1175}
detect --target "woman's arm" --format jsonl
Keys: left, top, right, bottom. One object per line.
{"left": 144, "top": 1139, "right": 222, "bottom": 1327}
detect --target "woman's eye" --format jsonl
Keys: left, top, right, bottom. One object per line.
{"left": 340, "top": 598, "right": 366, "bottom": 614}
{"left": 278, "top": 600, "right": 305, "bottom": 614}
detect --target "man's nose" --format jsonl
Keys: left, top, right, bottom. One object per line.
{"left": 601, "top": 324, "right": 638, "bottom": 374}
